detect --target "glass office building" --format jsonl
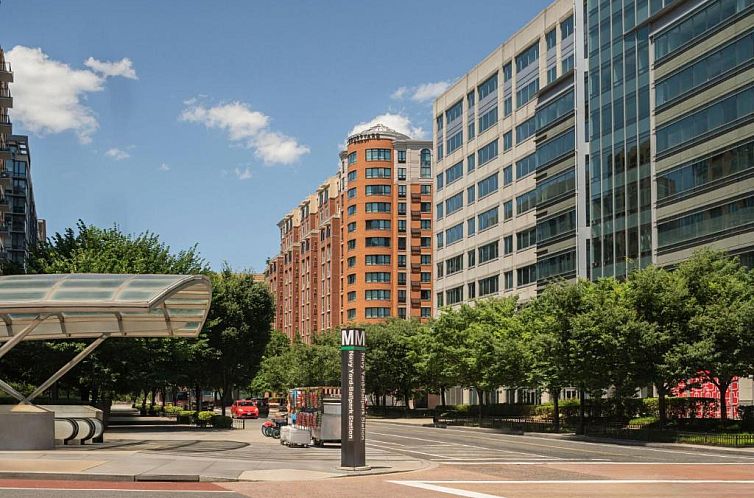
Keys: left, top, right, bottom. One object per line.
{"left": 433, "top": 0, "right": 754, "bottom": 314}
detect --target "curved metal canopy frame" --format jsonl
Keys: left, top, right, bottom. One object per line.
{"left": 0, "top": 274, "right": 212, "bottom": 404}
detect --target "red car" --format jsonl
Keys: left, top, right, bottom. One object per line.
{"left": 231, "top": 400, "right": 259, "bottom": 419}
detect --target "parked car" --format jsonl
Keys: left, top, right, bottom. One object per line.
{"left": 252, "top": 397, "right": 270, "bottom": 417}
{"left": 231, "top": 400, "right": 259, "bottom": 419}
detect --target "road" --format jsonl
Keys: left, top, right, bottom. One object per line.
{"left": 2, "top": 419, "right": 754, "bottom": 497}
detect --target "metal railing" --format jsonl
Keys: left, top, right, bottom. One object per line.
{"left": 584, "top": 426, "right": 754, "bottom": 448}
{"left": 0, "top": 88, "right": 10, "bottom": 98}
{"left": 0, "top": 114, "right": 10, "bottom": 124}
{"left": 0, "top": 62, "right": 11, "bottom": 73}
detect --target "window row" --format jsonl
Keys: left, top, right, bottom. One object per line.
{"left": 658, "top": 195, "right": 754, "bottom": 248}
{"left": 365, "top": 149, "right": 392, "bottom": 161}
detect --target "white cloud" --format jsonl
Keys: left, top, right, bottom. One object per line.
{"left": 391, "top": 81, "right": 452, "bottom": 104}
{"left": 234, "top": 166, "right": 252, "bottom": 180}
{"left": 7, "top": 46, "right": 137, "bottom": 143}
{"left": 348, "top": 113, "right": 426, "bottom": 140}
{"left": 159, "top": 163, "right": 170, "bottom": 171}
{"left": 84, "top": 57, "right": 138, "bottom": 80}
{"left": 105, "top": 147, "right": 130, "bottom": 160}
{"left": 180, "top": 101, "right": 309, "bottom": 165}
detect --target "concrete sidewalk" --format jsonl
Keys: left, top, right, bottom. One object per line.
{"left": 0, "top": 420, "right": 428, "bottom": 482}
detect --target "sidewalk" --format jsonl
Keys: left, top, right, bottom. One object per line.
{"left": 0, "top": 420, "right": 428, "bottom": 482}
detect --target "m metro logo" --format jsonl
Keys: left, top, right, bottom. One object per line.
{"left": 341, "top": 328, "right": 366, "bottom": 350}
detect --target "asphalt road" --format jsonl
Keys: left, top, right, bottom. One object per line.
{"left": 2, "top": 420, "right": 754, "bottom": 497}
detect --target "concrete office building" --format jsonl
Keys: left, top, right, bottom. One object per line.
{"left": 266, "top": 124, "right": 433, "bottom": 342}
{"left": 432, "top": 0, "right": 754, "bottom": 409}
{"left": 433, "top": 0, "right": 754, "bottom": 315}
{"left": 0, "top": 48, "right": 40, "bottom": 272}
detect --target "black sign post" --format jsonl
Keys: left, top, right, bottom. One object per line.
{"left": 340, "top": 328, "right": 368, "bottom": 470}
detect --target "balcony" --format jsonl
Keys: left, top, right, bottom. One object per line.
{"left": 0, "top": 113, "right": 10, "bottom": 136}
{"left": 0, "top": 62, "right": 12, "bottom": 83}
{"left": 0, "top": 87, "right": 11, "bottom": 109}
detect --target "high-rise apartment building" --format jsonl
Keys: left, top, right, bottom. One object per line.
{"left": 266, "top": 125, "right": 433, "bottom": 341}
{"left": 0, "top": 48, "right": 40, "bottom": 272}
{"left": 433, "top": 0, "right": 754, "bottom": 314}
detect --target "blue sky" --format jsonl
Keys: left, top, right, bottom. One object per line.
{"left": 3, "top": 0, "right": 551, "bottom": 271}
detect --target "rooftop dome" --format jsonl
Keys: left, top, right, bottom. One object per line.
{"left": 347, "top": 123, "right": 411, "bottom": 144}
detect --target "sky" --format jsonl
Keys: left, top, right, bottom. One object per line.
{"left": 2, "top": 0, "right": 551, "bottom": 271}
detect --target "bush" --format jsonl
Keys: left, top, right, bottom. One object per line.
{"left": 534, "top": 399, "right": 580, "bottom": 419}
{"left": 629, "top": 416, "right": 660, "bottom": 427}
{"left": 197, "top": 411, "right": 215, "bottom": 422}
{"left": 177, "top": 410, "right": 194, "bottom": 424}
{"left": 211, "top": 415, "right": 232, "bottom": 428}
{"left": 434, "top": 403, "right": 538, "bottom": 418}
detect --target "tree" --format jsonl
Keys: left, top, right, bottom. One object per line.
{"left": 524, "top": 280, "right": 589, "bottom": 431}
{"left": 202, "top": 266, "right": 274, "bottom": 415}
{"left": 625, "top": 265, "right": 693, "bottom": 427}
{"left": 676, "top": 249, "right": 754, "bottom": 422}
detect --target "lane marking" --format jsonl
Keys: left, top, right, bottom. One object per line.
{"left": 389, "top": 480, "right": 504, "bottom": 498}
{"left": 371, "top": 422, "right": 754, "bottom": 460}
{"left": 398, "top": 479, "right": 754, "bottom": 484}
{"left": 366, "top": 441, "right": 561, "bottom": 462}
{"left": 370, "top": 431, "right": 544, "bottom": 458}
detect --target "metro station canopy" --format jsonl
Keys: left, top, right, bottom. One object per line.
{"left": 0, "top": 274, "right": 212, "bottom": 342}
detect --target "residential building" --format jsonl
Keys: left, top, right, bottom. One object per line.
{"left": 266, "top": 124, "right": 433, "bottom": 342}
{"left": 0, "top": 48, "right": 40, "bottom": 271}
{"left": 432, "top": 0, "right": 754, "bottom": 408}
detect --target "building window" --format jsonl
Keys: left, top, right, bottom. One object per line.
{"left": 398, "top": 308, "right": 407, "bottom": 318}
{"left": 468, "top": 249, "right": 476, "bottom": 268}
{"left": 398, "top": 219, "right": 406, "bottom": 232}
{"left": 398, "top": 184, "right": 407, "bottom": 198}
{"left": 504, "top": 235, "right": 513, "bottom": 254}
{"left": 348, "top": 256, "right": 356, "bottom": 267}
{"left": 546, "top": 28, "right": 556, "bottom": 50}
{"left": 478, "top": 240, "right": 499, "bottom": 263}
{"left": 478, "top": 275, "right": 500, "bottom": 296}
{"left": 516, "top": 41, "right": 539, "bottom": 72}
{"left": 436, "top": 262, "right": 444, "bottom": 278}
{"left": 516, "top": 153, "right": 536, "bottom": 179}
{"left": 503, "top": 165, "right": 513, "bottom": 186}
{"left": 478, "top": 72, "right": 498, "bottom": 100}
{"left": 421, "top": 272, "right": 431, "bottom": 283}
{"left": 398, "top": 237, "right": 407, "bottom": 250}
{"left": 347, "top": 170, "right": 357, "bottom": 182}
{"left": 446, "top": 286, "right": 464, "bottom": 305}
{"left": 467, "top": 154, "right": 476, "bottom": 173}
{"left": 436, "top": 232, "right": 444, "bottom": 249}
{"left": 347, "top": 187, "right": 357, "bottom": 199}
{"left": 347, "top": 204, "right": 357, "bottom": 216}
{"left": 503, "top": 200, "right": 513, "bottom": 220}
{"left": 365, "top": 272, "right": 390, "bottom": 283}
{"left": 366, "top": 202, "right": 391, "bottom": 213}
{"left": 445, "top": 223, "right": 464, "bottom": 245}
{"left": 347, "top": 309, "right": 356, "bottom": 320}
{"left": 536, "top": 88, "right": 574, "bottom": 130}
{"left": 446, "top": 100, "right": 463, "bottom": 124}
{"left": 366, "top": 149, "right": 391, "bottom": 161}
{"left": 503, "top": 131, "right": 512, "bottom": 151}
{"left": 516, "top": 117, "right": 536, "bottom": 144}
{"left": 468, "top": 282, "right": 476, "bottom": 299}
{"left": 421, "top": 307, "right": 431, "bottom": 318}
{"left": 516, "top": 189, "right": 537, "bottom": 214}
{"left": 436, "top": 173, "right": 444, "bottom": 191}
{"left": 348, "top": 291, "right": 356, "bottom": 302}
{"left": 478, "top": 172, "right": 498, "bottom": 199}
{"left": 398, "top": 272, "right": 407, "bottom": 285}
{"left": 561, "top": 54, "right": 574, "bottom": 74}
{"left": 398, "top": 254, "right": 406, "bottom": 268}
{"left": 517, "top": 227, "right": 537, "bottom": 250}
{"left": 467, "top": 185, "right": 476, "bottom": 204}
{"left": 366, "top": 185, "right": 391, "bottom": 196}
{"left": 445, "top": 192, "right": 463, "bottom": 215}
{"left": 397, "top": 150, "right": 406, "bottom": 163}
{"left": 446, "top": 254, "right": 463, "bottom": 275}
{"left": 420, "top": 149, "right": 432, "bottom": 178}
{"left": 421, "top": 202, "right": 431, "bottom": 213}
{"left": 365, "top": 307, "right": 391, "bottom": 318}
{"left": 503, "top": 62, "right": 512, "bottom": 82}
{"left": 421, "top": 254, "right": 431, "bottom": 265}
{"left": 478, "top": 206, "right": 499, "bottom": 231}
{"left": 560, "top": 15, "right": 574, "bottom": 39}
{"left": 447, "top": 131, "right": 463, "bottom": 153}
{"left": 421, "top": 237, "right": 431, "bottom": 248}
{"left": 365, "top": 254, "right": 391, "bottom": 265}
{"left": 468, "top": 121, "right": 476, "bottom": 140}
{"left": 468, "top": 217, "right": 476, "bottom": 236}
{"left": 478, "top": 139, "right": 499, "bottom": 165}
{"left": 348, "top": 239, "right": 356, "bottom": 250}
{"left": 436, "top": 202, "right": 444, "bottom": 220}
{"left": 517, "top": 264, "right": 537, "bottom": 285}
{"left": 365, "top": 167, "right": 391, "bottom": 178}
{"left": 347, "top": 152, "right": 357, "bottom": 164}
{"left": 479, "top": 107, "right": 498, "bottom": 133}
{"left": 398, "top": 168, "right": 406, "bottom": 181}
{"left": 348, "top": 222, "right": 356, "bottom": 232}
{"left": 504, "top": 97, "right": 512, "bottom": 117}
{"left": 516, "top": 78, "right": 540, "bottom": 108}
{"left": 446, "top": 161, "right": 464, "bottom": 184}
{"left": 421, "top": 184, "right": 431, "bottom": 195}
{"left": 365, "top": 290, "right": 391, "bottom": 301}
{"left": 399, "top": 290, "right": 407, "bottom": 302}
{"left": 504, "top": 271, "right": 513, "bottom": 290}
{"left": 365, "top": 237, "right": 390, "bottom": 247}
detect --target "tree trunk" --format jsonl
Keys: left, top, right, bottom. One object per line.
{"left": 477, "top": 388, "right": 484, "bottom": 427}
{"left": 195, "top": 385, "right": 202, "bottom": 414}
{"left": 403, "top": 393, "right": 409, "bottom": 417}
{"left": 440, "top": 386, "right": 446, "bottom": 408}
{"left": 657, "top": 384, "right": 667, "bottom": 429}
{"left": 141, "top": 388, "right": 148, "bottom": 411}
{"left": 150, "top": 387, "right": 157, "bottom": 409}
{"left": 160, "top": 387, "right": 166, "bottom": 409}
{"left": 719, "top": 380, "right": 730, "bottom": 423}
{"left": 552, "top": 387, "right": 560, "bottom": 433}
{"left": 578, "top": 386, "right": 586, "bottom": 435}
{"left": 91, "top": 384, "right": 99, "bottom": 404}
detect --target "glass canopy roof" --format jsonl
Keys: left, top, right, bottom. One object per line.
{"left": 0, "top": 274, "right": 212, "bottom": 341}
